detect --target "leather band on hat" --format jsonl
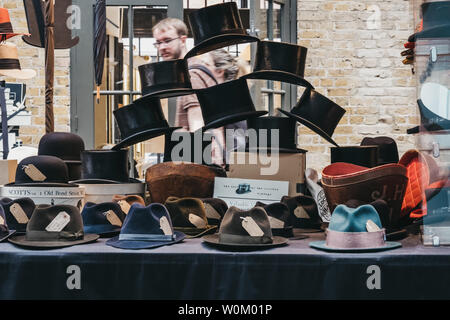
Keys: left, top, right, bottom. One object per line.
{"left": 325, "top": 229, "right": 386, "bottom": 249}
{"left": 0, "top": 58, "right": 21, "bottom": 70}
{"left": 0, "top": 22, "right": 13, "bottom": 33}
{"left": 25, "top": 230, "right": 84, "bottom": 241}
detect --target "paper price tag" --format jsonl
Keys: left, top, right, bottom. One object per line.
{"left": 188, "top": 214, "right": 207, "bottom": 228}
{"left": 118, "top": 200, "right": 131, "bottom": 214}
{"left": 204, "top": 203, "right": 221, "bottom": 220}
{"left": 22, "top": 164, "right": 47, "bottom": 182}
{"left": 105, "top": 210, "right": 122, "bottom": 227}
{"left": 10, "top": 203, "right": 29, "bottom": 224}
{"left": 45, "top": 212, "right": 70, "bottom": 232}
{"left": 294, "top": 206, "right": 310, "bottom": 219}
{"left": 160, "top": 216, "right": 173, "bottom": 235}
{"left": 0, "top": 215, "right": 4, "bottom": 225}
{"left": 241, "top": 216, "right": 264, "bottom": 237}
{"left": 366, "top": 220, "right": 381, "bottom": 232}
{"left": 268, "top": 216, "right": 285, "bottom": 229}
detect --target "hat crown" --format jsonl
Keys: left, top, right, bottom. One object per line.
{"left": 81, "top": 202, "right": 126, "bottom": 227}
{"left": 421, "top": 1, "right": 450, "bottom": 28}
{"left": 164, "top": 197, "right": 208, "bottom": 228}
{"left": 0, "top": 205, "right": 9, "bottom": 231}
{"left": 258, "top": 202, "right": 291, "bottom": 228}
{"left": 80, "top": 149, "right": 129, "bottom": 183}
{"left": 329, "top": 204, "right": 382, "bottom": 232}
{"left": 26, "top": 204, "right": 83, "bottom": 234}
{"left": 219, "top": 206, "right": 273, "bottom": 237}
{"left": 38, "top": 132, "right": 85, "bottom": 161}
{"left": 120, "top": 203, "right": 174, "bottom": 237}
{"left": 0, "top": 8, "right": 12, "bottom": 24}
{"left": 0, "top": 42, "right": 19, "bottom": 60}
{"left": 246, "top": 116, "right": 298, "bottom": 151}
{"left": 138, "top": 59, "right": 191, "bottom": 94}
{"left": 15, "top": 155, "right": 70, "bottom": 184}
{"left": 0, "top": 197, "right": 35, "bottom": 232}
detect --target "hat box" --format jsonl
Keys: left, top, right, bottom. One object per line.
{"left": 77, "top": 181, "right": 146, "bottom": 205}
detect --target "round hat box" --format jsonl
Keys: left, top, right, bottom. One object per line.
{"left": 76, "top": 181, "right": 146, "bottom": 205}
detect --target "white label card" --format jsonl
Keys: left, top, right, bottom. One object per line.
{"left": 268, "top": 216, "right": 285, "bottom": 229}
{"left": 0, "top": 215, "right": 4, "bottom": 225}
{"left": 188, "top": 214, "right": 207, "bottom": 228}
{"left": 160, "top": 216, "right": 173, "bottom": 235}
{"left": 366, "top": 220, "right": 381, "bottom": 232}
{"left": 45, "top": 211, "right": 71, "bottom": 232}
{"left": 105, "top": 210, "right": 122, "bottom": 227}
{"left": 294, "top": 206, "right": 310, "bottom": 219}
{"left": 118, "top": 200, "right": 131, "bottom": 214}
{"left": 241, "top": 216, "right": 264, "bottom": 237}
{"left": 23, "top": 164, "right": 47, "bottom": 182}
{"left": 10, "top": 203, "right": 29, "bottom": 224}
{"left": 204, "top": 203, "right": 221, "bottom": 220}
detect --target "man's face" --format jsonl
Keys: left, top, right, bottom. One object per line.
{"left": 153, "top": 27, "right": 185, "bottom": 60}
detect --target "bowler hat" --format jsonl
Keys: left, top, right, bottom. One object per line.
{"left": 330, "top": 146, "right": 379, "bottom": 168}
{"left": 0, "top": 8, "right": 30, "bottom": 40}
{"left": 185, "top": 2, "right": 259, "bottom": 59}
{"left": 246, "top": 116, "right": 307, "bottom": 153}
{"left": 255, "top": 202, "right": 295, "bottom": 238}
{"left": 8, "top": 204, "right": 99, "bottom": 249}
{"left": 0, "top": 197, "right": 35, "bottom": 234}
{"left": 196, "top": 78, "right": 267, "bottom": 131}
{"left": 81, "top": 202, "right": 126, "bottom": 237}
{"left": 409, "top": 1, "right": 450, "bottom": 41}
{"left": 278, "top": 87, "right": 346, "bottom": 147}
{"left": 0, "top": 205, "right": 16, "bottom": 242}
{"left": 135, "top": 59, "right": 194, "bottom": 103}
{"left": 203, "top": 206, "right": 288, "bottom": 250}
{"left": 9, "top": 155, "right": 74, "bottom": 187}
{"left": 112, "top": 98, "right": 179, "bottom": 150}
{"left": 310, "top": 205, "right": 401, "bottom": 252}
{"left": 163, "top": 130, "right": 213, "bottom": 165}
{"left": 417, "top": 99, "right": 450, "bottom": 132}
{"left": 242, "top": 40, "right": 313, "bottom": 88}
{"left": 360, "top": 136, "right": 399, "bottom": 165}
{"left": 164, "top": 197, "right": 217, "bottom": 237}
{"left": 38, "top": 132, "right": 85, "bottom": 181}
{"left": 281, "top": 195, "right": 323, "bottom": 233}
{"left": 106, "top": 203, "right": 186, "bottom": 250}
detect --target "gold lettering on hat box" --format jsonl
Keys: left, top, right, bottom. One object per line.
{"left": 10, "top": 203, "right": 29, "bottom": 224}
{"left": 241, "top": 216, "right": 264, "bottom": 237}
{"left": 46, "top": 211, "right": 70, "bottom": 232}
{"left": 105, "top": 210, "right": 122, "bottom": 227}
{"left": 188, "top": 214, "right": 207, "bottom": 228}
{"left": 118, "top": 200, "right": 131, "bottom": 214}
{"left": 160, "top": 216, "right": 173, "bottom": 235}
{"left": 22, "top": 164, "right": 47, "bottom": 182}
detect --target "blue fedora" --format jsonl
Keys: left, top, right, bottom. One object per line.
{"left": 106, "top": 203, "right": 186, "bottom": 250}
{"left": 310, "top": 204, "right": 401, "bottom": 252}
{"left": 0, "top": 205, "right": 16, "bottom": 242}
{"left": 81, "top": 202, "right": 126, "bottom": 237}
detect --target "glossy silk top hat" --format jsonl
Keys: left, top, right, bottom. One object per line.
{"left": 360, "top": 136, "right": 399, "bottom": 165}
{"left": 8, "top": 204, "right": 99, "bottom": 249}
{"left": 196, "top": 78, "right": 267, "bottom": 131}
{"left": 309, "top": 204, "right": 402, "bottom": 252}
{"left": 242, "top": 40, "right": 312, "bottom": 88}
{"left": 185, "top": 2, "right": 259, "bottom": 59}
{"left": 10, "top": 155, "right": 73, "bottom": 187}
{"left": 0, "top": 197, "right": 35, "bottom": 234}
{"left": 409, "top": 1, "right": 450, "bottom": 41}
{"left": 0, "top": 205, "right": 16, "bottom": 242}
{"left": 112, "top": 98, "right": 179, "bottom": 150}
{"left": 278, "top": 87, "right": 346, "bottom": 147}
{"left": 246, "top": 116, "right": 306, "bottom": 153}
{"left": 203, "top": 206, "right": 288, "bottom": 249}
{"left": 135, "top": 59, "right": 194, "bottom": 103}
{"left": 0, "top": 42, "right": 36, "bottom": 80}
{"left": 0, "top": 8, "right": 30, "bottom": 40}
{"left": 81, "top": 202, "right": 126, "bottom": 237}
{"left": 106, "top": 203, "right": 186, "bottom": 250}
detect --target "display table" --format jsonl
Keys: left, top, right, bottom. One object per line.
{"left": 1, "top": 231, "right": 450, "bottom": 300}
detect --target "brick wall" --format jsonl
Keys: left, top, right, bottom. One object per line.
{"left": 0, "top": 0, "right": 70, "bottom": 147}
{"left": 297, "top": 0, "right": 418, "bottom": 172}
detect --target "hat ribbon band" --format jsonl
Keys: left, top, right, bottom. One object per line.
{"left": 219, "top": 233, "right": 273, "bottom": 245}
{"left": 25, "top": 230, "right": 84, "bottom": 241}
{"left": 0, "top": 58, "right": 20, "bottom": 70}
{"left": 325, "top": 229, "right": 386, "bottom": 249}
{"left": 0, "top": 22, "right": 14, "bottom": 34}
{"left": 119, "top": 233, "right": 175, "bottom": 241}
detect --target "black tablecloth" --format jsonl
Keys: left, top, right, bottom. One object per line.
{"left": 1, "top": 231, "right": 450, "bottom": 300}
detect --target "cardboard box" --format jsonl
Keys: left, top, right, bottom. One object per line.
{"left": 0, "top": 159, "right": 17, "bottom": 185}
{"left": 228, "top": 152, "right": 306, "bottom": 196}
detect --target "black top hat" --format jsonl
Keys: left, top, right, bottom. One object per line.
{"left": 278, "top": 87, "right": 346, "bottom": 146}
{"left": 417, "top": 99, "right": 450, "bottom": 132}
{"left": 163, "top": 130, "right": 213, "bottom": 165}
{"left": 330, "top": 146, "right": 379, "bottom": 168}
{"left": 134, "top": 59, "right": 194, "bottom": 103}
{"left": 360, "top": 136, "right": 399, "bottom": 165}
{"left": 196, "top": 78, "right": 267, "bottom": 131}
{"left": 409, "top": 1, "right": 450, "bottom": 41}
{"left": 242, "top": 40, "right": 313, "bottom": 88}
{"left": 74, "top": 149, "right": 133, "bottom": 184}
{"left": 185, "top": 2, "right": 259, "bottom": 59}
{"left": 112, "top": 98, "right": 179, "bottom": 150}
{"left": 9, "top": 155, "right": 74, "bottom": 187}
{"left": 0, "top": 197, "right": 35, "bottom": 234}
{"left": 246, "top": 116, "right": 307, "bottom": 153}
{"left": 8, "top": 204, "right": 99, "bottom": 249}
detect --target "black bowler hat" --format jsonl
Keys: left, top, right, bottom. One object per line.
{"left": 9, "top": 155, "right": 74, "bottom": 187}
{"left": 185, "top": 2, "right": 259, "bottom": 59}
{"left": 242, "top": 40, "right": 313, "bottom": 88}
{"left": 330, "top": 146, "right": 379, "bottom": 168}
{"left": 163, "top": 130, "right": 213, "bottom": 165}
{"left": 417, "top": 99, "right": 450, "bottom": 132}
{"left": 0, "top": 197, "right": 35, "bottom": 234}
{"left": 112, "top": 98, "right": 179, "bottom": 150}
{"left": 134, "top": 59, "right": 194, "bottom": 103}
{"left": 360, "top": 136, "right": 399, "bottom": 165}
{"left": 196, "top": 78, "right": 267, "bottom": 131}
{"left": 278, "top": 87, "right": 346, "bottom": 147}
{"left": 38, "top": 132, "right": 85, "bottom": 181}
{"left": 246, "top": 116, "right": 307, "bottom": 153}
{"left": 74, "top": 149, "right": 132, "bottom": 184}
{"left": 409, "top": 1, "right": 450, "bottom": 41}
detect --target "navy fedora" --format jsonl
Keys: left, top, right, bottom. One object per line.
{"left": 106, "top": 203, "right": 186, "bottom": 250}
{"left": 81, "top": 202, "right": 126, "bottom": 237}
{"left": 0, "top": 205, "right": 16, "bottom": 242}
{"left": 0, "top": 197, "right": 35, "bottom": 234}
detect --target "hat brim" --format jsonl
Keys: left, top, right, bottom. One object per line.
{"left": 71, "top": 178, "right": 141, "bottom": 184}
{"left": 242, "top": 70, "right": 313, "bottom": 88}
{"left": 8, "top": 233, "right": 99, "bottom": 249}
{"left": 112, "top": 127, "right": 180, "bottom": 151}
{"left": 409, "top": 25, "right": 450, "bottom": 41}
{"left": 202, "top": 111, "right": 268, "bottom": 131}
{"left": 309, "top": 240, "right": 401, "bottom": 253}
{"left": 174, "top": 225, "right": 217, "bottom": 238}
{"left": 0, "top": 69, "right": 36, "bottom": 80}
{"left": 272, "top": 227, "right": 295, "bottom": 238}
{"left": 202, "top": 234, "right": 288, "bottom": 250}
{"left": 105, "top": 231, "right": 185, "bottom": 249}
{"left": 185, "top": 34, "right": 259, "bottom": 59}
{"left": 133, "top": 88, "right": 196, "bottom": 104}
{"left": 245, "top": 146, "right": 307, "bottom": 154}
{"left": 278, "top": 108, "right": 339, "bottom": 147}
{"left": 0, "top": 230, "right": 16, "bottom": 242}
